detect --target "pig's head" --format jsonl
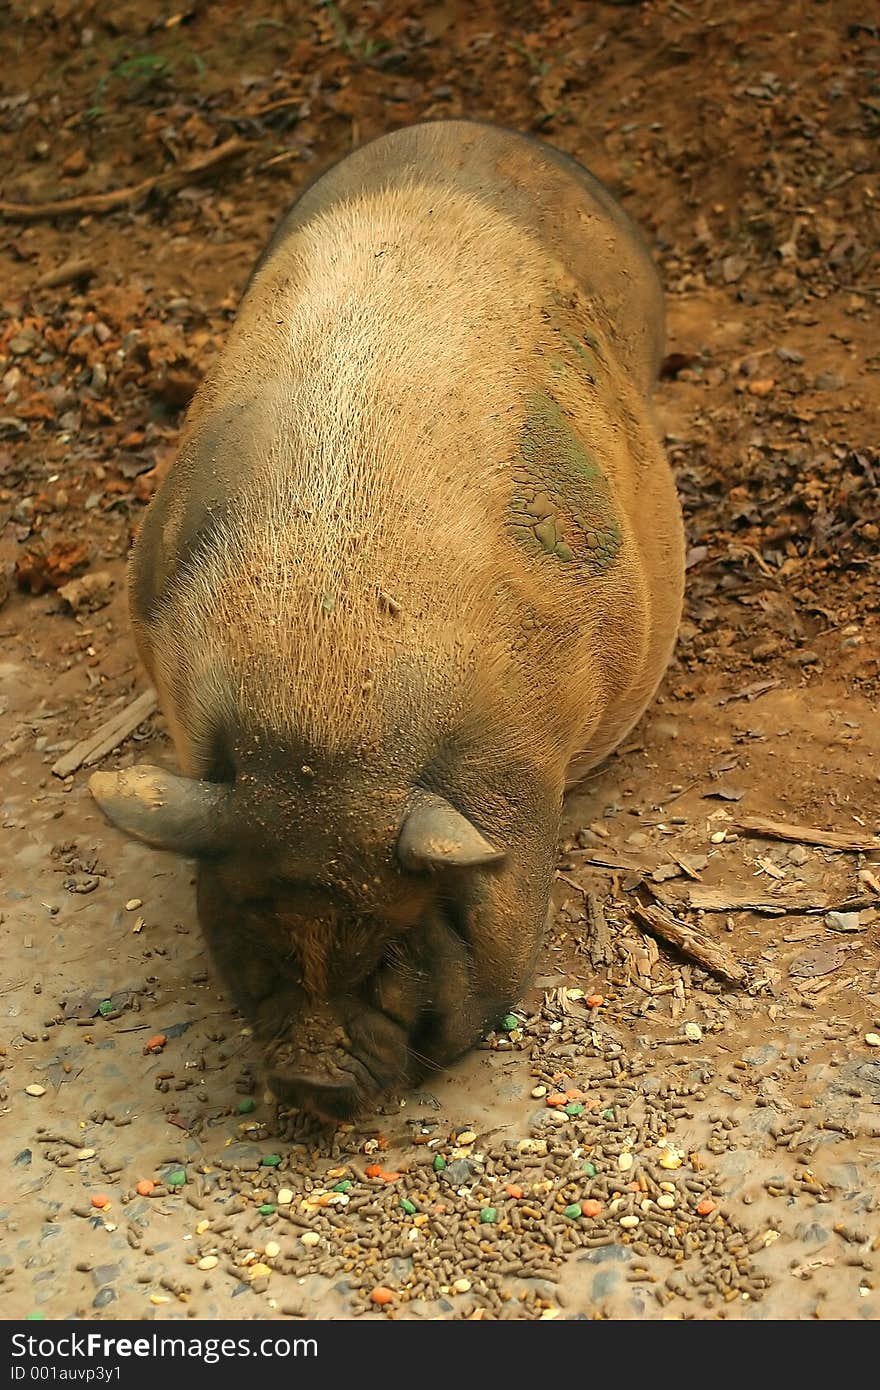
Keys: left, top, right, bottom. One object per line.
{"left": 89, "top": 754, "right": 555, "bottom": 1118}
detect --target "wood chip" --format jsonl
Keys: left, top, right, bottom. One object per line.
{"left": 632, "top": 902, "right": 746, "bottom": 985}
{"left": 32, "top": 257, "right": 95, "bottom": 290}
{"left": 586, "top": 891, "right": 612, "bottom": 967}
{"left": 655, "top": 884, "right": 877, "bottom": 916}
{"left": 731, "top": 815, "right": 880, "bottom": 853}
{"left": 51, "top": 690, "right": 157, "bottom": 778}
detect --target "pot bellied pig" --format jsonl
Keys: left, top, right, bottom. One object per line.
{"left": 90, "top": 121, "right": 684, "bottom": 1118}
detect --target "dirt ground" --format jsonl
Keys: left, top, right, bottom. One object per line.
{"left": 1, "top": 0, "right": 879, "bottom": 1322}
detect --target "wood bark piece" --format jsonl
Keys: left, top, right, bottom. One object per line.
{"left": 632, "top": 902, "right": 746, "bottom": 986}
{"left": 586, "top": 891, "right": 612, "bottom": 967}
{"left": 656, "top": 884, "right": 876, "bottom": 915}
{"left": 0, "top": 139, "right": 250, "bottom": 223}
{"left": 731, "top": 814, "right": 880, "bottom": 853}
{"left": 52, "top": 690, "right": 157, "bottom": 778}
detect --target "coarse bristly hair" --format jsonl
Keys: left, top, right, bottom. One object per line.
{"left": 140, "top": 180, "right": 681, "bottom": 786}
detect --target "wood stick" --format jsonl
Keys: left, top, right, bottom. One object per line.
{"left": 52, "top": 690, "right": 157, "bottom": 778}
{"left": 731, "top": 814, "right": 880, "bottom": 853}
{"left": 656, "top": 883, "right": 876, "bottom": 915}
{"left": 632, "top": 902, "right": 746, "bottom": 985}
{"left": 33, "top": 257, "right": 95, "bottom": 289}
{"left": 0, "top": 139, "right": 250, "bottom": 223}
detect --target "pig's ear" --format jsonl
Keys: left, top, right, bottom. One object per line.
{"left": 88, "top": 765, "right": 233, "bottom": 856}
{"left": 397, "top": 792, "right": 505, "bottom": 871}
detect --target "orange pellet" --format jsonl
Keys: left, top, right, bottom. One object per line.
{"left": 144, "top": 1034, "right": 167, "bottom": 1053}
{"left": 582, "top": 1199, "right": 604, "bottom": 1218}
{"left": 586, "top": 994, "right": 605, "bottom": 1008}
{"left": 504, "top": 1184, "right": 524, "bottom": 1199}
{"left": 545, "top": 1093, "right": 568, "bottom": 1107}
{"left": 697, "top": 1199, "right": 716, "bottom": 1217}
{"left": 135, "top": 1179, "right": 155, "bottom": 1196}
{"left": 364, "top": 1164, "right": 401, "bottom": 1182}
{"left": 90, "top": 1194, "right": 110, "bottom": 1210}
{"left": 370, "top": 1286, "right": 394, "bottom": 1305}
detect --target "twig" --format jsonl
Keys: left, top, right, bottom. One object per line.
{"left": 0, "top": 139, "right": 250, "bottom": 223}
{"left": 632, "top": 902, "right": 745, "bottom": 986}
{"left": 52, "top": 690, "right": 157, "bottom": 778}
{"left": 731, "top": 814, "right": 880, "bottom": 853}
{"left": 33, "top": 257, "right": 95, "bottom": 289}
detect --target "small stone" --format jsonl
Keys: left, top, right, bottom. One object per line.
{"left": 684, "top": 1022, "right": 703, "bottom": 1042}
{"left": 76, "top": 1148, "right": 96, "bottom": 1161}
{"left": 125, "top": 899, "right": 143, "bottom": 911}
{"left": 197, "top": 1256, "right": 218, "bottom": 1271}
{"left": 277, "top": 1188, "right": 294, "bottom": 1205}
{"left": 25, "top": 1084, "right": 46, "bottom": 1097}
{"left": 865, "top": 1034, "right": 880, "bottom": 1048}
{"left": 710, "top": 830, "right": 727, "bottom": 844}
{"left": 452, "top": 1278, "right": 471, "bottom": 1293}
{"left": 787, "top": 844, "right": 810, "bottom": 865}
{"left": 826, "top": 911, "right": 863, "bottom": 933}
{"left": 619, "top": 1215, "right": 640, "bottom": 1229}
{"left": 300, "top": 1232, "right": 320, "bottom": 1247}
{"left": 264, "top": 1241, "right": 280, "bottom": 1259}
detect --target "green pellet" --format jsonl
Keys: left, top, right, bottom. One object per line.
{"left": 258, "top": 1204, "right": 275, "bottom": 1215}
{"left": 433, "top": 1155, "right": 446, "bottom": 1172}
{"left": 261, "top": 1154, "right": 282, "bottom": 1168}
{"left": 166, "top": 1169, "right": 186, "bottom": 1188}
{"left": 583, "top": 1162, "right": 598, "bottom": 1177}
{"left": 333, "top": 1181, "right": 353, "bottom": 1194}
{"left": 237, "top": 1098, "right": 256, "bottom": 1114}
{"left": 563, "top": 1203, "right": 583, "bottom": 1220}
{"left": 400, "top": 1198, "right": 417, "bottom": 1215}
{"left": 480, "top": 1207, "right": 497, "bottom": 1224}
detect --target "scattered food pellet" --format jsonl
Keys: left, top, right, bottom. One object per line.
{"left": 150, "top": 1295, "right": 170, "bottom": 1306}
{"left": 125, "top": 899, "right": 143, "bottom": 911}
{"left": 479, "top": 1207, "right": 497, "bottom": 1224}
{"left": 565, "top": 1102, "right": 585, "bottom": 1117}
{"left": 90, "top": 1194, "right": 110, "bottom": 1210}
{"left": 370, "top": 1286, "right": 394, "bottom": 1305}
{"left": 165, "top": 1169, "right": 186, "bottom": 1188}
{"left": 582, "top": 1199, "right": 604, "bottom": 1218}
{"left": 249, "top": 1262, "right": 272, "bottom": 1280}
{"left": 300, "top": 1232, "right": 320, "bottom": 1247}
{"left": 531, "top": 1085, "right": 547, "bottom": 1099}
{"left": 618, "top": 1151, "right": 634, "bottom": 1171}
{"left": 25, "top": 1084, "right": 46, "bottom": 1098}
{"left": 586, "top": 994, "right": 604, "bottom": 1008}
{"left": 277, "top": 1188, "right": 294, "bottom": 1205}
{"left": 433, "top": 1155, "right": 447, "bottom": 1172}
{"left": 264, "top": 1241, "right": 280, "bottom": 1259}
{"left": 237, "top": 1098, "right": 256, "bottom": 1114}
{"left": 619, "top": 1214, "right": 640, "bottom": 1229}
{"left": 261, "top": 1154, "right": 282, "bottom": 1168}
{"left": 195, "top": 1220, "right": 210, "bottom": 1235}
{"left": 504, "top": 1184, "right": 524, "bottom": 1199}
{"left": 582, "top": 1161, "right": 597, "bottom": 1178}
{"left": 501, "top": 1014, "right": 519, "bottom": 1031}
{"left": 197, "top": 1255, "right": 218, "bottom": 1271}
{"left": 258, "top": 1203, "right": 275, "bottom": 1215}
{"left": 135, "top": 1180, "right": 155, "bottom": 1197}
{"left": 26, "top": 1312, "right": 46, "bottom": 1321}
{"left": 400, "top": 1198, "right": 416, "bottom": 1215}
{"left": 144, "top": 1035, "right": 167, "bottom": 1054}
{"left": 563, "top": 1203, "right": 582, "bottom": 1219}
{"left": 656, "top": 1193, "right": 676, "bottom": 1210}
{"left": 332, "top": 1181, "right": 353, "bottom": 1193}
{"left": 697, "top": 1199, "right": 716, "bottom": 1216}
{"left": 659, "top": 1149, "right": 683, "bottom": 1170}
{"left": 452, "top": 1278, "right": 472, "bottom": 1294}
{"left": 76, "top": 1148, "right": 95, "bottom": 1161}
{"left": 457, "top": 1131, "right": 477, "bottom": 1145}
{"left": 97, "top": 1000, "right": 115, "bottom": 1017}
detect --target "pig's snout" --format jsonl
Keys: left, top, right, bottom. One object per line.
{"left": 267, "top": 1008, "right": 412, "bottom": 1119}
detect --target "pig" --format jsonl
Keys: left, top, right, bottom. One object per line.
{"left": 89, "top": 120, "right": 684, "bottom": 1119}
